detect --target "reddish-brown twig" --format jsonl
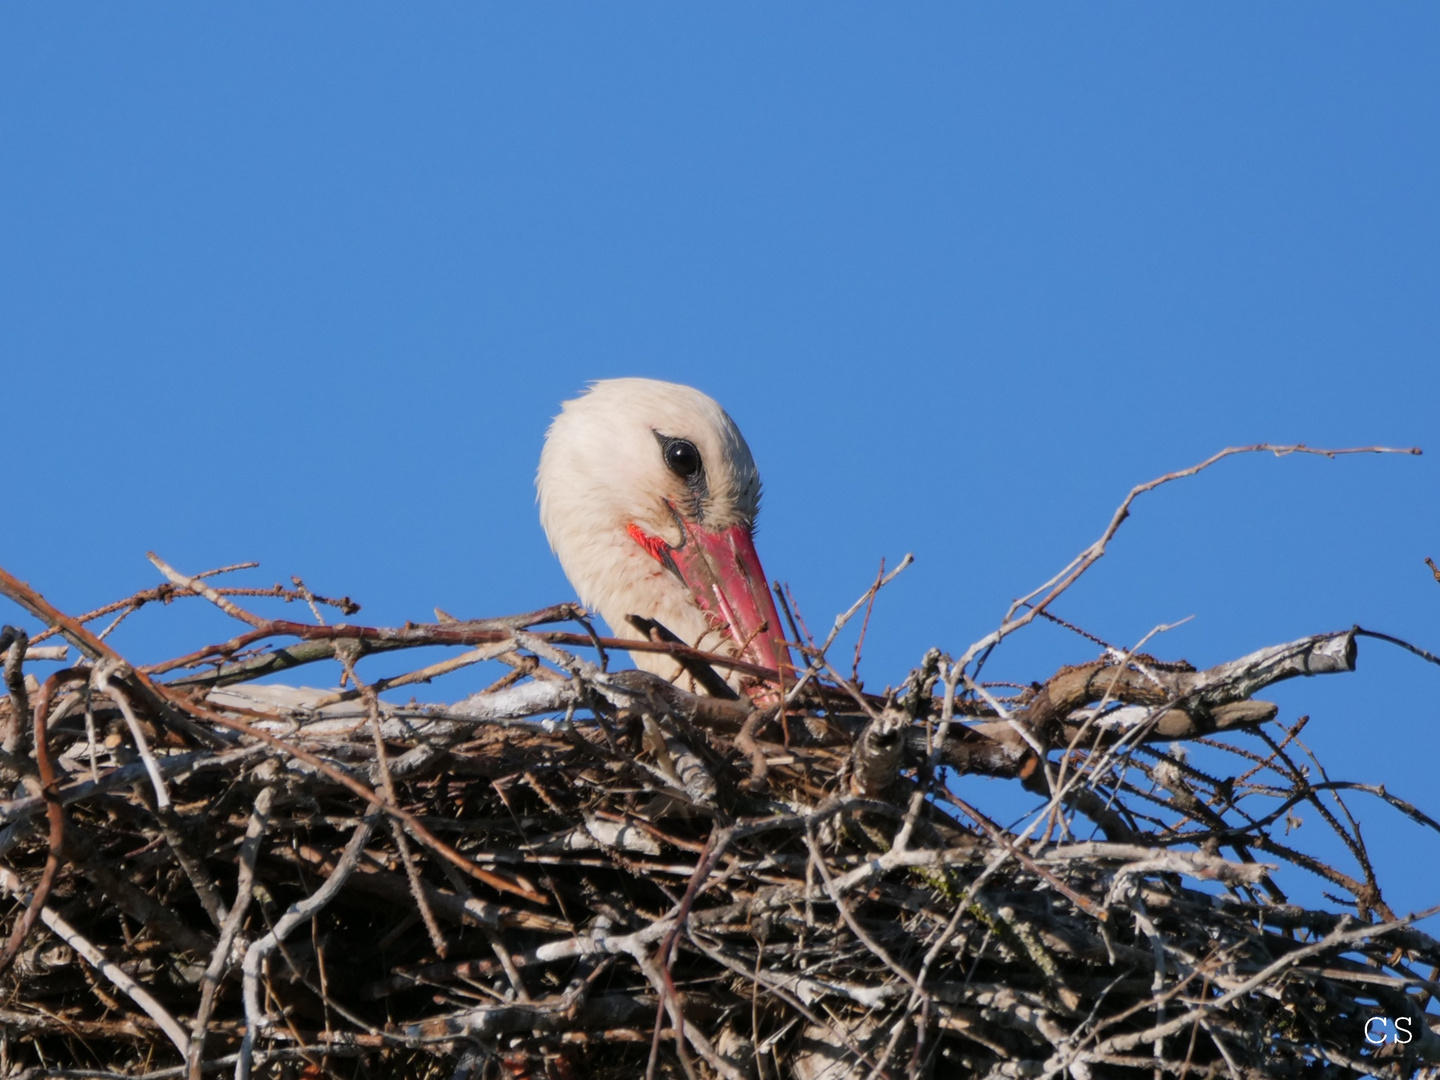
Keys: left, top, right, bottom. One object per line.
{"left": 0, "top": 667, "right": 86, "bottom": 975}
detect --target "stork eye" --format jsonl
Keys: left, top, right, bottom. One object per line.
{"left": 663, "top": 439, "right": 702, "bottom": 479}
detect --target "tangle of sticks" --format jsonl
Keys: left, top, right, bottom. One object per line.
{"left": 0, "top": 444, "right": 1436, "bottom": 1080}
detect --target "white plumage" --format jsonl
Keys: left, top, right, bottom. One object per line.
{"left": 537, "top": 378, "right": 787, "bottom": 693}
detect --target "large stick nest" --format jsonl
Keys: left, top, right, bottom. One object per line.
{"left": 0, "top": 445, "right": 1436, "bottom": 1080}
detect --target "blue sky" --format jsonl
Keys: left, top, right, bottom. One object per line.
{"left": 2, "top": 7, "right": 1437, "bottom": 918}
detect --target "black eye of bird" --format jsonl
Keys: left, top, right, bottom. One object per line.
{"left": 663, "top": 438, "right": 702, "bottom": 479}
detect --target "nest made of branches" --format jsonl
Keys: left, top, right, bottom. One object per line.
{"left": 1, "top": 438, "right": 1437, "bottom": 1080}
{"left": 0, "top": 546, "right": 1437, "bottom": 1080}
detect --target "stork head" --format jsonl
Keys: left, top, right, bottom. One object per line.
{"left": 537, "top": 378, "right": 791, "bottom": 694}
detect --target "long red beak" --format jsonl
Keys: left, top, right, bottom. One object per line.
{"left": 629, "top": 516, "right": 792, "bottom": 687}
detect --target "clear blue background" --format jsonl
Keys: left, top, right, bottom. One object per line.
{"left": 2, "top": 7, "right": 1436, "bottom": 920}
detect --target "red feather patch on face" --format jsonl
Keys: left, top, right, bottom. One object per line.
{"left": 627, "top": 522, "right": 672, "bottom": 565}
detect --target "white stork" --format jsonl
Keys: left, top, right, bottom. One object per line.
{"left": 536, "top": 378, "right": 791, "bottom": 695}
